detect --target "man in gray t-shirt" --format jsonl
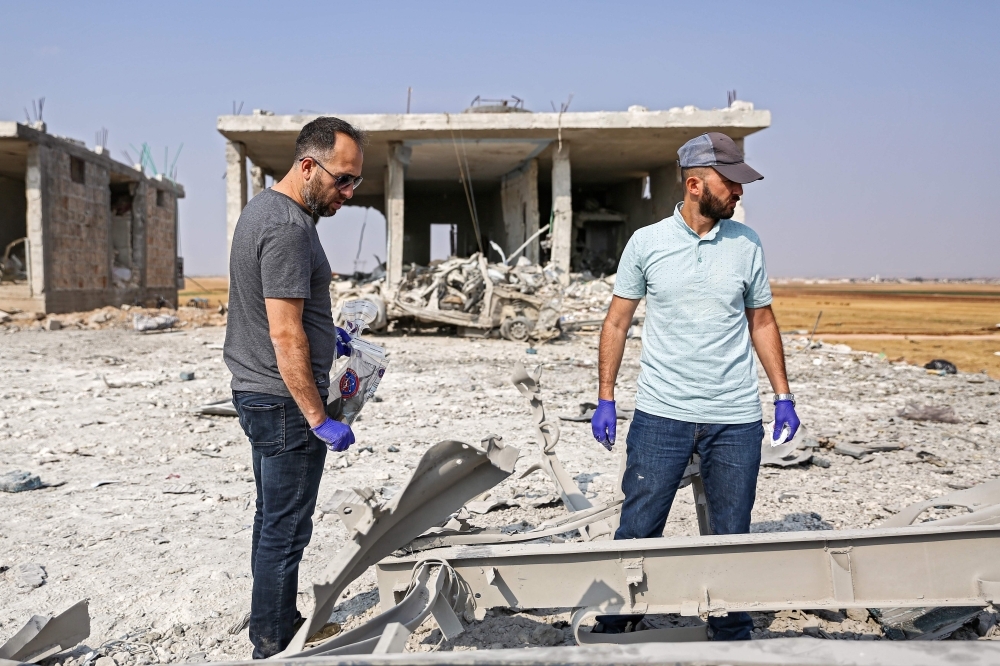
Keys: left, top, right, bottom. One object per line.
{"left": 223, "top": 117, "right": 366, "bottom": 658}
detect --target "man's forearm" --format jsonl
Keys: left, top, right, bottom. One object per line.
{"left": 272, "top": 330, "right": 328, "bottom": 427}
{"left": 598, "top": 325, "right": 628, "bottom": 400}
{"left": 748, "top": 308, "right": 790, "bottom": 395}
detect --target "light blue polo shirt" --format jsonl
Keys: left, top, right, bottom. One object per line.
{"left": 614, "top": 203, "right": 772, "bottom": 424}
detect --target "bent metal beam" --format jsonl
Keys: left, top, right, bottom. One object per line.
{"left": 376, "top": 524, "right": 1000, "bottom": 620}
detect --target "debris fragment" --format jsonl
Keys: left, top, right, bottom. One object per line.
{"left": 0, "top": 470, "right": 43, "bottom": 493}
{"left": 923, "top": 359, "right": 957, "bottom": 375}
{"left": 871, "top": 606, "right": 983, "bottom": 640}
{"left": 179, "top": 371, "right": 195, "bottom": 381}
{"left": 198, "top": 399, "right": 238, "bottom": 417}
{"left": 897, "top": 401, "right": 961, "bottom": 423}
{"left": 133, "top": 313, "right": 178, "bottom": 332}
{"left": 0, "top": 600, "right": 90, "bottom": 663}
{"left": 14, "top": 562, "right": 47, "bottom": 590}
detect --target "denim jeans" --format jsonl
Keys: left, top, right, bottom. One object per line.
{"left": 615, "top": 410, "right": 763, "bottom": 641}
{"left": 233, "top": 391, "right": 327, "bottom": 658}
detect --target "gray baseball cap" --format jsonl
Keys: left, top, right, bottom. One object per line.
{"left": 678, "top": 132, "right": 763, "bottom": 183}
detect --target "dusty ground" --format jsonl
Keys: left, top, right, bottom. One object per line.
{"left": 1, "top": 323, "right": 999, "bottom": 662}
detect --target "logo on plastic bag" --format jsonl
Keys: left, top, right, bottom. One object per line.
{"left": 340, "top": 369, "right": 360, "bottom": 398}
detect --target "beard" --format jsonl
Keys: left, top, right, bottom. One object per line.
{"left": 698, "top": 188, "right": 738, "bottom": 221}
{"left": 302, "top": 177, "right": 338, "bottom": 218}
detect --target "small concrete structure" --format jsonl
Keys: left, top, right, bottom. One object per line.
{"left": 217, "top": 102, "right": 769, "bottom": 285}
{"left": 0, "top": 122, "right": 184, "bottom": 314}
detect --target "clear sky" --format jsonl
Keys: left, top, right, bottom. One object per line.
{"left": 2, "top": 1, "right": 997, "bottom": 278}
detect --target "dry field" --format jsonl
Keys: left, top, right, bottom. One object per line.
{"left": 181, "top": 277, "right": 1000, "bottom": 378}
{"left": 770, "top": 281, "right": 1000, "bottom": 378}
{"left": 178, "top": 277, "right": 229, "bottom": 309}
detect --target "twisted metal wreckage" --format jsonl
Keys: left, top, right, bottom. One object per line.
{"left": 261, "top": 362, "right": 1000, "bottom": 662}
{"left": 6, "top": 364, "right": 1000, "bottom": 665}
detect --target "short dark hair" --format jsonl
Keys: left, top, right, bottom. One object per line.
{"left": 294, "top": 116, "right": 368, "bottom": 161}
{"left": 681, "top": 166, "right": 713, "bottom": 182}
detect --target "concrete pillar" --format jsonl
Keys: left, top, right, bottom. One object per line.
{"left": 650, "top": 163, "right": 683, "bottom": 222}
{"left": 550, "top": 143, "right": 572, "bottom": 273}
{"left": 225, "top": 140, "right": 247, "bottom": 271}
{"left": 250, "top": 163, "right": 266, "bottom": 198}
{"left": 385, "top": 142, "right": 408, "bottom": 289}
{"left": 500, "top": 159, "right": 539, "bottom": 263}
{"left": 25, "top": 143, "right": 48, "bottom": 300}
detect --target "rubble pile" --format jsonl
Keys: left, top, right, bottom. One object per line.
{"left": 332, "top": 254, "right": 629, "bottom": 339}
{"left": 0, "top": 306, "right": 226, "bottom": 335}
{"left": 395, "top": 254, "right": 561, "bottom": 315}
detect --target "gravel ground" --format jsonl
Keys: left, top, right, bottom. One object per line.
{"left": 1, "top": 324, "right": 998, "bottom": 662}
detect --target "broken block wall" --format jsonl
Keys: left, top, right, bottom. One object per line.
{"left": 45, "top": 145, "right": 111, "bottom": 291}
{"left": 145, "top": 187, "right": 176, "bottom": 290}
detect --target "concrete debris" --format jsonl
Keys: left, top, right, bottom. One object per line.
{"left": 391, "top": 253, "right": 562, "bottom": 341}
{"left": 333, "top": 254, "right": 643, "bottom": 343}
{"left": 898, "top": 401, "right": 961, "bottom": 423}
{"left": 132, "top": 314, "right": 178, "bottom": 332}
{"left": 0, "top": 600, "right": 90, "bottom": 663}
{"left": 3, "top": 326, "right": 1000, "bottom": 656}
{"left": 14, "top": 562, "right": 47, "bottom": 590}
{"left": 872, "top": 606, "right": 985, "bottom": 640}
{"left": 0, "top": 470, "right": 43, "bottom": 492}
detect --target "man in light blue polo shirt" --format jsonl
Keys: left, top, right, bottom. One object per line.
{"left": 592, "top": 132, "right": 801, "bottom": 641}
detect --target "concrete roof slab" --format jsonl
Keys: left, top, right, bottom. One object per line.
{"left": 218, "top": 106, "right": 771, "bottom": 192}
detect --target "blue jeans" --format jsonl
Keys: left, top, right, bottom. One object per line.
{"left": 616, "top": 410, "right": 763, "bottom": 641}
{"left": 234, "top": 391, "right": 327, "bottom": 658}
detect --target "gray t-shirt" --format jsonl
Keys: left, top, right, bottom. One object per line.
{"left": 224, "top": 189, "right": 334, "bottom": 398}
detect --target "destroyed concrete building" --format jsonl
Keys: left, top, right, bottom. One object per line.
{"left": 217, "top": 101, "right": 769, "bottom": 284}
{"left": 0, "top": 121, "right": 185, "bottom": 314}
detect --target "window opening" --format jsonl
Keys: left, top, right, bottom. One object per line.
{"left": 70, "top": 156, "right": 85, "bottom": 184}
{"left": 430, "top": 223, "right": 458, "bottom": 262}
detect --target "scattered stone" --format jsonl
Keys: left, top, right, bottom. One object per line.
{"left": 46, "top": 319, "right": 63, "bottom": 331}
{"left": 845, "top": 608, "right": 870, "bottom": 622}
{"left": 530, "top": 624, "right": 563, "bottom": 646}
{"left": 179, "top": 371, "right": 196, "bottom": 381}
{"left": 387, "top": 445, "right": 400, "bottom": 453}
{"left": 0, "top": 470, "right": 43, "bottom": 492}
{"left": 95, "top": 657, "right": 115, "bottom": 666}
{"left": 133, "top": 314, "right": 178, "bottom": 332}
{"left": 898, "top": 401, "right": 961, "bottom": 424}
{"left": 834, "top": 443, "right": 871, "bottom": 459}
{"left": 14, "top": 562, "right": 47, "bottom": 589}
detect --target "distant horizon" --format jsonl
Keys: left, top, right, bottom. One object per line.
{"left": 182, "top": 273, "right": 1000, "bottom": 282}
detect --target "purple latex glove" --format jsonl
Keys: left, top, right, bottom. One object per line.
{"left": 335, "top": 327, "right": 352, "bottom": 358}
{"left": 773, "top": 400, "right": 801, "bottom": 442}
{"left": 591, "top": 399, "right": 617, "bottom": 451}
{"left": 312, "top": 417, "right": 355, "bottom": 452}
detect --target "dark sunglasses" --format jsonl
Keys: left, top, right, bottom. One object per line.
{"left": 300, "top": 156, "right": 363, "bottom": 191}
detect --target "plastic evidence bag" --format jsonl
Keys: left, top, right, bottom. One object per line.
{"left": 327, "top": 299, "right": 389, "bottom": 425}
